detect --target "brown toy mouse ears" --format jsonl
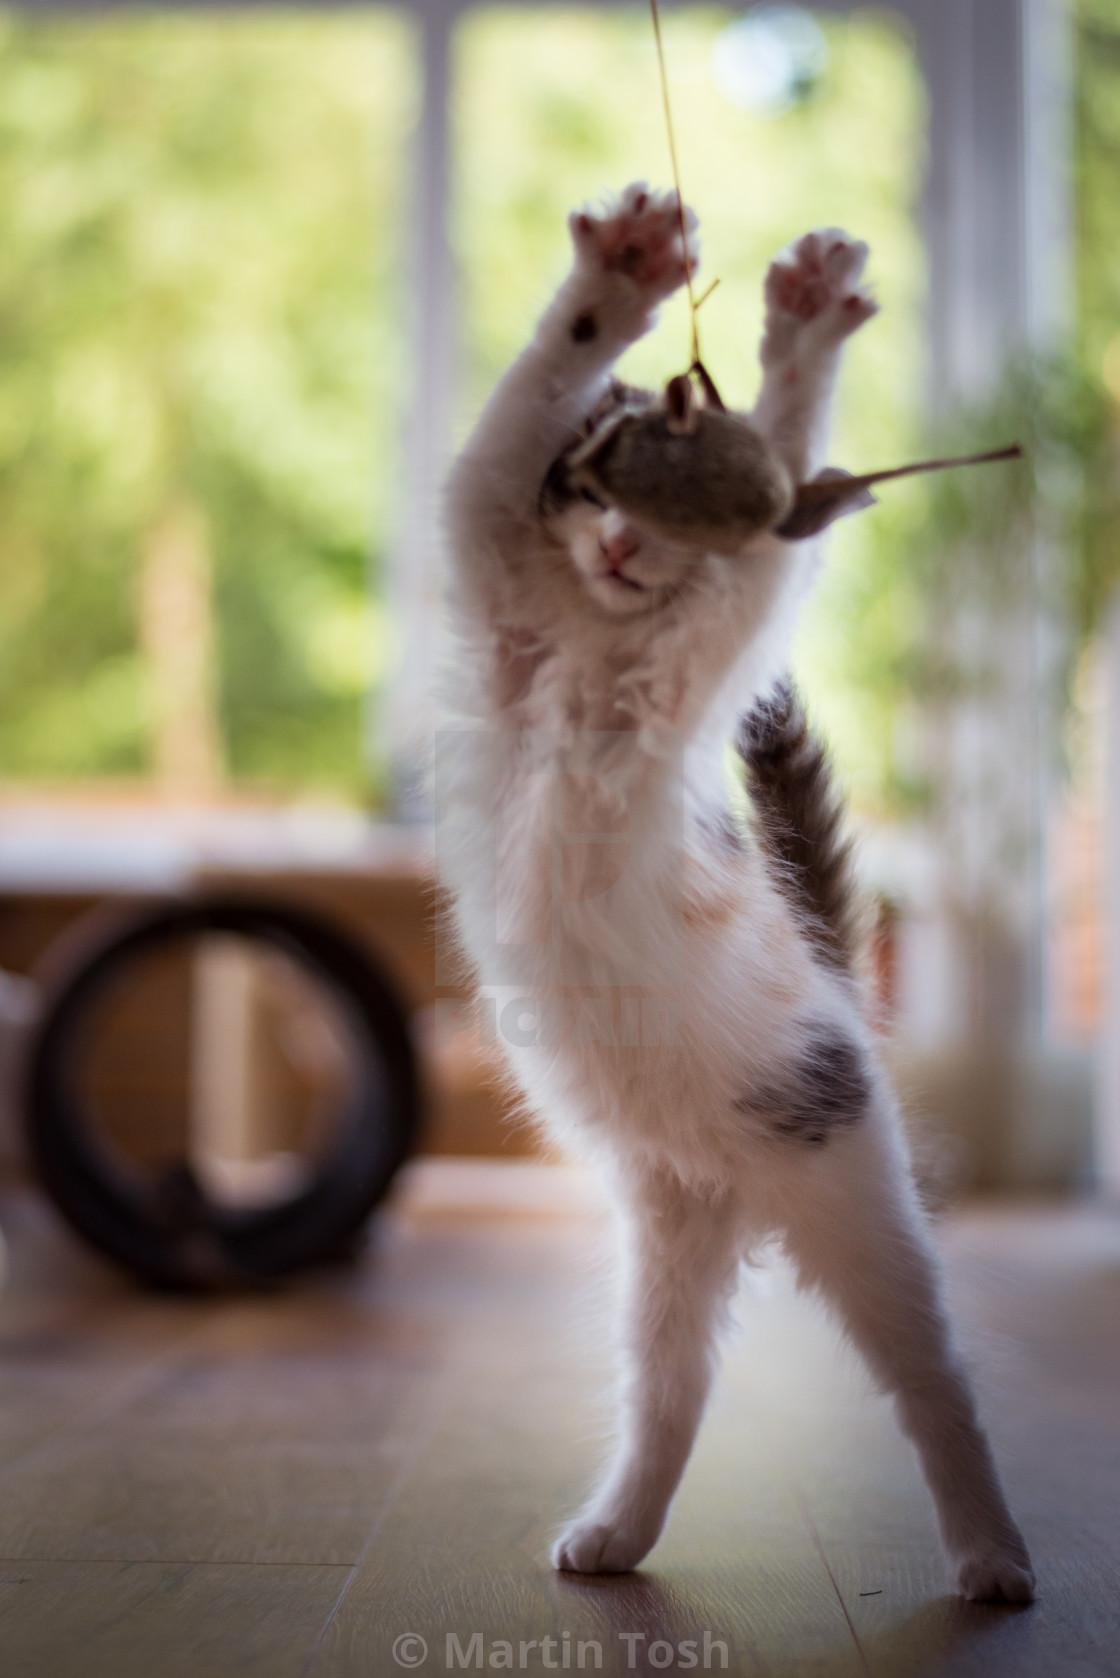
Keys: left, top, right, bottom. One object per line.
{"left": 664, "top": 363, "right": 726, "bottom": 431}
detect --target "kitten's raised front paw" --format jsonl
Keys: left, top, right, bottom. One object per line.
{"left": 762, "top": 227, "right": 877, "bottom": 363}
{"left": 955, "top": 1545, "right": 1036, "bottom": 1605}
{"left": 551, "top": 1515, "right": 657, "bottom": 1575}
{"left": 569, "top": 183, "right": 698, "bottom": 307}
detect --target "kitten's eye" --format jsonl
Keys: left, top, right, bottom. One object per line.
{"left": 539, "top": 457, "right": 574, "bottom": 517}
{"left": 579, "top": 487, "right": 607, "bottom": 509}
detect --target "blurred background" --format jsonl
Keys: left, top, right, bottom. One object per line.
{"left": 0, "top": 0, "right": 1117, "bottom": 1214}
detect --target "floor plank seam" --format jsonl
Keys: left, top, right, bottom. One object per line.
{"left": 793, "top": 1482, "right": 873, "bottom": 1677}
{"left": 0, "top": 1316, "right": 218, "bottom": 1491}
{"left": 296, "top": 1359, "right": 459, "bottom": 1677}
{"left": 0, "top": 1557, "right": 358, "bottom": 1569}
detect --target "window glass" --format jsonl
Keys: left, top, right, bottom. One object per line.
{"left": 454, "top": 6, "right": 925, "bottom": 812}
{"left": 0, "top": 11, "right": 415, "bottom": 795}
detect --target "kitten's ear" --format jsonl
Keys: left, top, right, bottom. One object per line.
{"left": 774, "top": 468, "right": 877, "bottom": 540}
{"left": 664, "top": 374, "right": 697, "bottom": 436}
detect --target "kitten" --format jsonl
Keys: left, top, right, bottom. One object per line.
{"left": 439, "top": 184, "right": 1034, "bottom": 1603}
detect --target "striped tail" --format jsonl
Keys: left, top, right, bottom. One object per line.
{"left": 737, "top": 678, "right": 860, "bottom": 975}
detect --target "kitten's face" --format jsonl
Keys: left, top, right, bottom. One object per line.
{"left": 541, "top": 382, "right": 701, "bottom": 618}
{"left": 548, "top": 498, "right": 700, "bottom": 617}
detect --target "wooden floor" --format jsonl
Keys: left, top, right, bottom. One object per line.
{"left": 0, "top": 1165, "right": 1118, "bottom": 1678}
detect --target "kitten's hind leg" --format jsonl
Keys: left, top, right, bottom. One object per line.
{"left": 553, "top": 1171, "right": 741, "bottom": 1574}
{"left": 776, "top": 1098, "right": 1035, "bottom": 1604}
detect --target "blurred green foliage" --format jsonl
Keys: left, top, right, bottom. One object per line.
{"left": 0, "top": 3, "right": 921, "bottom": 800}
{"left": 0, "top": 9, "right": 414, "bottom": 789}
{"left": 454, "top": 6, "right": 923, "bottom": 451}
{"left": 0, "top": 3, "right": 1115, "bottom": 816}
{"left": 1077, "top": 0, "right": 1120, "bottom": 379}
{"left": 821, "top": 0, "right": 1120, "bottom": 817}
{"left": 455, "top": 6, "right": 925, "bottom": 814}
{"left": 1072, "top": 0, "right": 1120, "bottom": 640}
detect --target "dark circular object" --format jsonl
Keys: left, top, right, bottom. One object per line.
{"left": 22, "top": 895, "right": 423, "bottom": 1289}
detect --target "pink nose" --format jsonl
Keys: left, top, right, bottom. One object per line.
{"left": 600, "top": 530, "right": 640, "bottom": 568}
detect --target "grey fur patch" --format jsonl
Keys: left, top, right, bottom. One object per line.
{"left": 734, "top": 1026, "right": 869, "bottom": 1147}
{"left": 571, "top": 311, "right": 598, "bottom": 343}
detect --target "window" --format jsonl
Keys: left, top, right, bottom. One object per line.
{"left": 0, "top": 10, "right": 415, "bottom": 796}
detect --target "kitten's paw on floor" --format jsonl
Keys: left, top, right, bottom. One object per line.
{"left": 763, "top": 228, "right": 877, "bottom": 360}
{"left": 551, "top": 1517, "right": 655, "bottom": 1575}
{"left": 955, "top": 1547, "right": 1036, "bottom": 1604}
{"left": 569, "top": 182, "right": 698, "bottom": 304}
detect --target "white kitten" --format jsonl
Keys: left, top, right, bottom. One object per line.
{"left": 439, "top": 184, "right": 1034, "bottom": 1604}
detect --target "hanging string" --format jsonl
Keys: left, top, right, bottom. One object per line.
{"left": 648, "top": 0, "right": 701, "bottom": 368}
{"left": 693, "top": 277, "right": 721, "bottom": 312}
{"left": 647, "top": 0, "right": 1017, "bottom": 482}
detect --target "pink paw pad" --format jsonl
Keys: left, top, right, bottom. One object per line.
{"left": 572, "top": 185, "right": 698, "bottom": 293}
{"left": 764, "top": 229, "right": 875, "bottom": 339}
{"left": 771, "top": 264, "right": 831, "bottom": 321}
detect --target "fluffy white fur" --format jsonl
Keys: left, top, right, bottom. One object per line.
{"left": 439, "top": 185, "right": 1034, "bottom": 1603}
